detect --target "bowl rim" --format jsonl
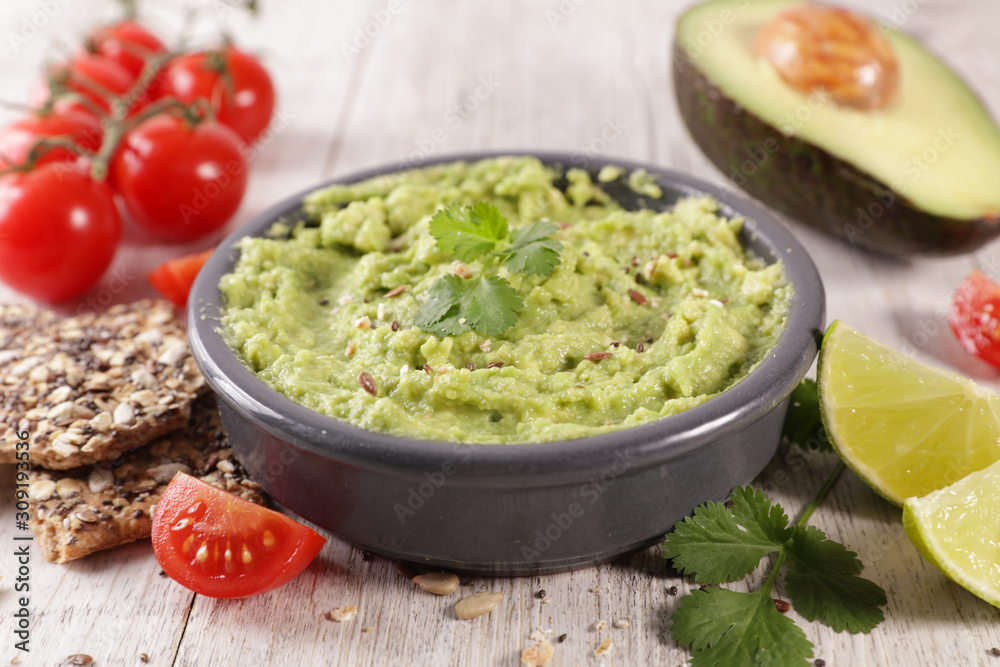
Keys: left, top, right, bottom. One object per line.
{"left": 188, "top": 150, "right": 825, "bottom": 484}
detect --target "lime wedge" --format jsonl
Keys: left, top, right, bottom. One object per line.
{"left": 818, "top": 320, "right": 1000, "bottom": 506}
{"left": 904, "top": 460, "right": 1000, "bottom": 607}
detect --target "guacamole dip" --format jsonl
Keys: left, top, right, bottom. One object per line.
{"left": 220, "top": 156, "right": 790, "bottom": 444}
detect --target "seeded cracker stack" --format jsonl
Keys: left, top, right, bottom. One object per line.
{"left": 0, "top": 301, "right": 266, "bottom": 563}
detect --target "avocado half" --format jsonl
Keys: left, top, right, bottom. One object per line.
{"left": 673, "top": 0, "right": 1000, "bottom": 256}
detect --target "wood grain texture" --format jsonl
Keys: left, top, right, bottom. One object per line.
{"left": 2, "top": 0, "right": 1000, "bottom": 665}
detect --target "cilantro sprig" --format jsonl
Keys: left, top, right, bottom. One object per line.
{"left": 414, "top": 202, "right": 562, "bottom": 336}
{"left": 662, "top": 462, "right": 886, "bottom": 666}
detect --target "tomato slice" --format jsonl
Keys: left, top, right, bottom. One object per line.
{"left": 148, "top": 248, "right": 216, "bottom": 307}
{"left": 151, "top": 473, "right": 326, "bottom": 598}
{"left": 950, "top": 270, "right": 1000, "bottom": 369}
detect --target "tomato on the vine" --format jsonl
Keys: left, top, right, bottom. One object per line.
{"left": 148, "top": 248, "right": 215, "bottom": 307}
{"left": 111, "top": 113, "right": 248, "bottom": 242}
{"left": 87, "top": 20, "right": 167, "bottom": 81}
{"left": 33, "top": 53, "right": 149, "bottom": 119}
{"left": 157, "top": 47, "right": 275, "bottom": 145}
{"left": 0, "top": 161, "right": 121, "bottom": 302}
{"left": 151, "top": 473, "right": 326, "bottom": 598}
{"left": 950, "top": 270, "right": 1000, "bottom": 369}
{"left": 0, "top": 109, "right": 102, "bottom": 169}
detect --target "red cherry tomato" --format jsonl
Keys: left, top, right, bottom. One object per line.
{"left": 157, "top": 47, "right": 275, "bottom": 145}
{"left": 0, "top": 161, "right": 121, "bottom": 302}
{"left": 950, "top": 270, "right": 1000, "bottom": 369}
{"left": 111, "top": 114, "right": 248, "bottom": 242}
{"left": 0, "top": 109, "right": 102, "bottom": 169}
{"left": 148, "top": 248, "right": 215, "bottom": 308}
{"left": 33, "top": 54, "right": 148, "bottom": 119}
{"left": 151, "top": 473, "right": 326, "bottom": 598}
{"left": 87, "top": 20, "right": 167, "bottom": 81}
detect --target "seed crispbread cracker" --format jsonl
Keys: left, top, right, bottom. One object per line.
{"left": 1, "top": 299, "right": 206, "bottom": 469}
{"left": 27, "top": 394, "right": 265, "bottom": 563}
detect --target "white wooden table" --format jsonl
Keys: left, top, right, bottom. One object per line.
{"left": 2, "top": 0, "right": 1000, "bottom": 665}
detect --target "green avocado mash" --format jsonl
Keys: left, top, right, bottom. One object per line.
{"left": 219, "top": 156, "right": 790, "bottom": 444}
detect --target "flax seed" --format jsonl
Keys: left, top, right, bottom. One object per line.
{"left": 358, "top": 371, "right": 377, "bottom": 396}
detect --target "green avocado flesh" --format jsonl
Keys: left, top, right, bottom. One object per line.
{"left": 675, "top": 0, "right": 1000, "bottom": 254}
{"left": 220, "top": 157, "right": 791, "bottom": 444}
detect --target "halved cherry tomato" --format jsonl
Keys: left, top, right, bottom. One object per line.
{"left": 157, "top": 47, "right": 275, "bottom": 145}
{"left": 950, "top": 270, "right": 1000, "bottom": 369}
{"left": 111, "top": 113, "right": 247, "bottom": 242}
{"left": 148, "top": 248, "right": 215, "bottom": 308}
{"left": 87, "top": 20, "right": 167, "bottom": 81}
{"left": 0, "top": 160, "right": 121, "bottom": 302}
{"left": 0, "top": 109, "right": 102, "bottom": 169}
{"left": 151, "top": 473, "right": 326, "bottom": 598}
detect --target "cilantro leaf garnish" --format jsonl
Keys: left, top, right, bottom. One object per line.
{"left": 429, "top": 201, "right": 507, "bottom": 262}
{"left": 784, "top": 525, "right": 887, "bottom": 633}
{"left": 663, "top": 487, "right": 791, "bottom": 584}
{"left": 416, "top": 203, "right": 562, "bottom": 337}
{"left": 662, "top": 463, "right": 886, "bottom": 665}
{"left": 505, "top": 220, "right": 563, "bottom": 276}
{"left": 671, "top": 587, "right": 813, "bottom": 667}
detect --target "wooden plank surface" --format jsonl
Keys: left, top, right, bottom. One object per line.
{"left": 2, "top": 0, "right": 1000, "bottom": 665}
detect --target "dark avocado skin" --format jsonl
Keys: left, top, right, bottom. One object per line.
{"left": 672, "top": 47, "right": 1000, "bottom": 257}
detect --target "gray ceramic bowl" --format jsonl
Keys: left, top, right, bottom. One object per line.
{"left": 187, "top": 151, "right": 825, "bottom": 575}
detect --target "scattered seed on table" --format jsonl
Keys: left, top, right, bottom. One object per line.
{"left": 667, "top": 586, "right": 678, "bottom": 596}
{"left": 358, "top": 371, "right": 377, "bottom": 396}
{"left": 139, "top": 654, "right": 150, "bottom": 663}
{"left": 557, "top": 633, "right": 568, "bottom": 643}
{"left": 360, "top": 550, "right": 373, "bottom": 562}
{"left": 413, "top": 571, "right": 460, "bottom": 595}
{"left": 774, "top": 599, "right": 791, "bottom": 613}
{"left": 65, "top": 657, "right": 93, "bottom": 666}
{"left": 814, "top": 660, "right": 827, "bottom": 667}
{"left": 991, "top": 648, "right": 1000, "bottom": 657}
{"left": 455, "top": 592, "right": 504, "bottom": 619}
{"left": 535, "top": 589, "right": 547, "bottom": 599}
